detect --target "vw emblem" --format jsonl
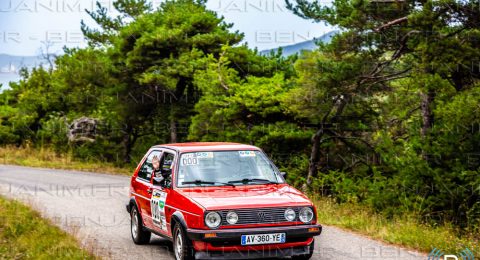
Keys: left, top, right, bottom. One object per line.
{"left": 257, "top": 211, "right": 266, "bottom": 222}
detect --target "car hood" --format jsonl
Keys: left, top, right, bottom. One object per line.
{"left": 177, "top": 184, "right": 313, "bottom": 210}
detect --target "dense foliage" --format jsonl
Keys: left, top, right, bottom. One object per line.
{"left": 0, "top": 0, "right": 479, "bottom": 233}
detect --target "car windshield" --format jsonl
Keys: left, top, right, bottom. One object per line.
{"left": 176, "top": 150, "right": 283, "bottom": 187}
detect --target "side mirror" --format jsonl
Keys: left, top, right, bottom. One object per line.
{"left": 280, "top": 172, "right": 287, "bottom": 178}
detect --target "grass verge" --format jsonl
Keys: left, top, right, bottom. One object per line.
{"left": 313, "top": 196, "right": 479, "bottom": 257}
{"left": 0, "top": 145, "right": 131, "bottom": 175}
{"left": 0, "top": 196, "right": 96, "bottom": 259}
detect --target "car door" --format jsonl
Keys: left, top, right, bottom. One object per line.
{"left": 132, "top": 149, "right": 162, "bottom": 228}
{"left": 149, "top": 149, "right": 176, "bottom": 236}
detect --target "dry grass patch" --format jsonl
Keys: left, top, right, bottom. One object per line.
{"left": 313, "top": 196, "right": 479, "bottom": 257}
{"left": 0, "top": 145, "right": 131, "bottom": 175}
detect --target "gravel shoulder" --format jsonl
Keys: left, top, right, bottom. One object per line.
{"left": 0, "top": 165, "right": 425, "bottom": 260}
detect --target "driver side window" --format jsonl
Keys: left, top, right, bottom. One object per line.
{"left": 161, "top": 153, "right": 175, "bottom": 171}
{"left": 138, "top": 150, "right": 162, "bottom": 180}
{"left": 153, "top": 151, "right": 175, "bottom": 188}
{"left": 156, "top": 152, "right": 175, "bottom": 177}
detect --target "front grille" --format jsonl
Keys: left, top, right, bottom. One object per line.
{"left": 218, "top": 207, "right": 302, "bottom": 225}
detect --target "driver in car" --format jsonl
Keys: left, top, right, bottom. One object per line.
{"left": 152, "top": 155, "right": 172, "bottom": 187}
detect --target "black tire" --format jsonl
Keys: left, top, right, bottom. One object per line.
{"left": 173, "top": 223, "right": 195, "bottom": 260}
{"left": 292, "top": 239, "right": 314, "bottom": 260}
{"left": 130, "top": 205, "right": 151, "bottom": 244}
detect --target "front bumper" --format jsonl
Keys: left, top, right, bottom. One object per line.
{"left": 186, "top": 224, "right": 322, "bottom": 242}
{"left": 187, "top": 224, "right": 320, "bottom": 259}
{"left": 194, "top": 244, "right": 313, "bottom": 259}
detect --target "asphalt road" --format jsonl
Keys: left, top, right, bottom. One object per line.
{"left": 0, "top": 165, "right": 425, "bottom": 260}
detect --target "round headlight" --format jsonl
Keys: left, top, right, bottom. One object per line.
{"left": 284, "top": 208, "right": 296, "bottom": 221}
{"left": 226, "top": 211, "right": 239, "bottom": 225}
{"left": 205, "top": 212, "right": 221, "bottom": 229}
{"left": 299, "top": 207, "right": 314, "bottom": 223}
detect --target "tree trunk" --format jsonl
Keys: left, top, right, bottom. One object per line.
{"left": 420, "top": 89, "right": 435, "bottom": 162}
{"left": 303, "top": 129, "right": 324, "bottom": 192}
{"left": 123, "top": 134, "right": 132, "bottom": 163}
{"left": 122, "top": 124, "right": 136, "bottom": 163}
{"left": 168, "top": 77, "right": 187, "bottom": 144}
{"left": 302, "top": 96, "right": 349, "bottom": 192}
{"left": 420, "top": 89, "right": 435, "bottom": 138}
{"left": 170, "top": 116, "right": 177, "bottom": 143}
{"left": 170, "top": 102, "right": 177, "bottom": 143}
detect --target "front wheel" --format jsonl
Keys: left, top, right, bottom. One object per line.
{"left": 130, "top": 205, "right": 151, "bottom": 244}
{"left": 292, "top": 239, "right": 315, "bottom": 260}
{"left": 173, "top": 223, "right": 195, "bottom": 260}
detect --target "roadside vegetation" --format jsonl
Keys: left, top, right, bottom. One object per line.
{"left": 0, "top": 0, "right": 478, "bottom": 256}
{"left": 0, "top": 196, "right": 95, "bottom": 259}
{"left": 0, "top": 146, "right": 130, "bottom": 175}
{"left": 314, "top": 197, "right": 479, "bottom": 256}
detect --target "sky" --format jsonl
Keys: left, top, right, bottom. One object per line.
{"left": 0, "top": 0, "right": 332, "bottom": 56}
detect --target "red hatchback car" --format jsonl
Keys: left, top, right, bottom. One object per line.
{"left": 126, "top": 142, "right": 322, "bottom": 260}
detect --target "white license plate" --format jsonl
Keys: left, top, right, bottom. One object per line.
{"left": 241, "top": 233, "right": 286, "bottom": 245}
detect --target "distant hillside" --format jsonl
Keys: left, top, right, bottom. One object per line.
{"left": 260, "top": 30, "right": 339, "bottom": 57}
{"left": 0, "top": 54, "right": 48, "bottom": 89}
{"left": 1, "top": 31, "right": 338, "bottom": 88}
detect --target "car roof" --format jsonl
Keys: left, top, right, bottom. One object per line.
{"left": 152, "top": 142, "right": 261, "bottom": 153}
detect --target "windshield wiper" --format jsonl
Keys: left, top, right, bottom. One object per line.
{"left": 228, "top": 178, "right": 278, "bottom": 185}
{"left": 182, "top": 180, "right": 235, "bottom": 187}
